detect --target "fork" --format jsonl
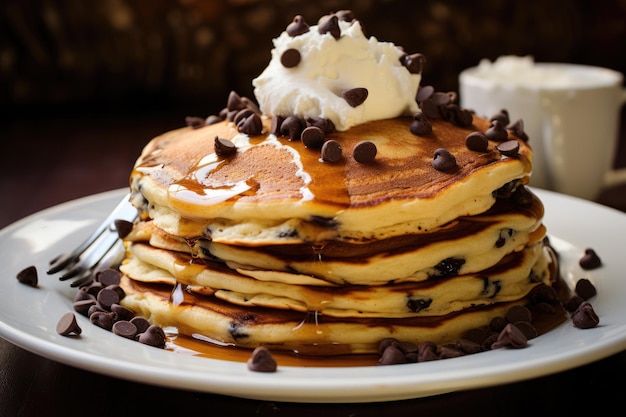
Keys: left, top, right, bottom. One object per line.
{"left": 47, "top": 193, "right": 138, "bottom": 287}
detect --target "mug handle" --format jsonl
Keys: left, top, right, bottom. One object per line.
{"left": 604, "top": 88, "right": 626, "bottom": 187}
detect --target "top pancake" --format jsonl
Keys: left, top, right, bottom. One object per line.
{"left": 130, "top": 115, "right": 532, "bottom": 243}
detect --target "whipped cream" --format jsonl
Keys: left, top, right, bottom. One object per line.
{"left": 252, "top": 18, "right": 421, "bottom": 131}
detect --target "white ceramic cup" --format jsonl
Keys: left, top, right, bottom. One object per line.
{"left": 459, "top": 56, "right": 626, "bottom": 200}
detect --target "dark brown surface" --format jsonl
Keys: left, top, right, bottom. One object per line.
{"left": 1, "top": 108, "right": 626, "bottom": 416}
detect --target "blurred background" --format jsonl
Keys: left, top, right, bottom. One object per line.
{"left": 2, "top": 0, "right": 626, "bottom": 227}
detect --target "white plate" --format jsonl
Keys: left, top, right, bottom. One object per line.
{"left": 1, "top": 188, "right": 625, "bottom": 403}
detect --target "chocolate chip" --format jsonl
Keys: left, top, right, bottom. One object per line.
{"left": 214, "top": 136, "right": 237, "bottom": 157}
{"left": 90, "top": 311, "right": 115, "bottom": 331}
{"left": 205, "top": 115, "right": 223, "bottom": 125}
{"left": 280, "top": 116, "right": 304, "bottom": 140}
{"left": 507, "top": 119, "right": 529, "bottom": 141}
{"left": 457, "top": 338, "right": 482, "bottom": 354}
{"left": 497, "top": 140, "right": 520, "bottom": 157}
{"left": 511, "top": 185, "right": 533, "bottom": 206}
{"left": 490, "top": 109, "right": 510, "bottom": 126}
{"left": 74, "top": 286, "right": 95, "bottom": 302}
{"left": 226, "top": 90, "right": 246, "bottom": 112}
{"left": 432, "top": 148, "right": 457, "bottom": 171}
{"left": 564, "top": 295, "right": 584, "bottom": 312}
{"left": 305, "top": 116, "right": 335, "bottom": 134}
{"left": 463, "top": 327, "right": 490, "bottom": 344}
{"left": 572, "top": 301, "right": 600, "bottom": 329}
{"left": 441, "top": 104, "right": 473, "bottom": 127}
{"left": 489, "top": 316, "right": 508, "bottom": 333}
{"left": 579, "top": 248, "right": 602, "bottom": 270}
{"left": 575, "top": 278, "right": 597, "bottom": 300}
{"left": 321, "top": 140, "right": 342, "bottom": 162}
{"left": 514, "top": 321, "right": 538, "bottom": 340}
{"left": 111, "top": 303, "right": 135, "bottom": 321}
{"left": 485, "top": 120, "right": 509, "bottom": 142}
{"left": 378, "top": 344, "right": 407, "bottom": 365}
{"left": 237, "top": 113, "right": 263, "bottom": 136}
{"left": 96, "top": 268, "right": 122, "bottom": 286}
{"left": 301, "top": 126, "right": 325, "bottom": 149}
{"left": 96, "top": 288, "right": 120, "bottom": 310}
{"left": 353, "top": 140, "right": 377, "bottom": 163}
{"left": 112, "top": 320, "right": 138, "bottom": 339}
{"left": 16, "top": 265, "right": 38, "bottom": 287}
{"left": 400, "top": 53, "right": 426, "bottom": 74}
{"left": 410, "top": 112, "right": 432, "bottom": 136}
{"left": 270, "top": 115, "right": 284, "bottom": 135}
{"left": 465, "top": 131, "right": 488, "bottom": 152}
{"left": 73, "top": 299, "right": 96, "bottom": 317}
{"left": 342, "top": 87, "right": 368, "bottom": 107}
{"left": 233, "top": 108, "right": 254, "bottom": 126}
{"left": 506, "top": 305, "right": 532, "bottom": 323}
{"left": 185, "top": 116, "right": 205, "bottom": 129}
{"left": 286, "top": 15, "right": 309, "bottom": 37}
{"left": 439, "top": 344, "right": 464, "bottom": 359}
{"left": 417, "top": 341, "right": 438, "bottom": 362}
{"left": 318, "top": 14, "right": 341, "bottom": 39}
{"left": 280, "top": 48, "right": 301, "bottom": 68}
{"left": 114, "top": 219, "right": 134, "bottom": 239}
{"left": 416, "top": 85, "right": 435, "bottom": 104}
{"left": 130, "top": 316, "right": 151, "bottom": 334}
{"left": 138, "top": 325, "right": 166, "bottom": 348}
{"left": 420, "top": 98, "right": 441, "bottom": 119}
{"left": 247, "top": 346, "right": 278, "bottom": 372}
{"left": 491, "top": 323, "right": 528, "bottom": 349}
{"left": 335, "top": 9, "right": 356, "bottom": 22}
{"left": 377, "top": 338, "right": 398, "bottom": 354}
{"left": 528, "top": 283, "right": 558, "bottom": 305}
{"left": 56, "top": 312, "right": 82, "bottom": 336}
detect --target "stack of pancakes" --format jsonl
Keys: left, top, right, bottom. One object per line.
{"left": 118, "top": 112, "right": 554, "bottom": 355}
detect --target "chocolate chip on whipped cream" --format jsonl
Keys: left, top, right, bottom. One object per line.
{"left": 286, "top": 15, "right": 309, "bottom": 37}
{"left": 400, "top": 53, "right": 426, "bottom": 74}
{"left": 280, "top": 48, "right": 301, "bottom": 68}
{"left": 317, "top": 14, "right": 341, "bottom": 39}
{"left": 342, "top": 87, "right": 368, "bottom": 107}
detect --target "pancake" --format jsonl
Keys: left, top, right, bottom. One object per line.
{"left": 118, "top": 10, "right": 556, "bottom": 358}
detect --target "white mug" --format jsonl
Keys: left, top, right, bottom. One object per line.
{"left": 459, "top": 56, "right": 626, "bottom": 200}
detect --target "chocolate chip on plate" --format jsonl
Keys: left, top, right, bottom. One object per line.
{"left": 112, "top": 320, "right": 138, "bottom": 339}
{"left": 247, "top": 346, "right": 278, "bottom": 372}
{"left": 491, "top": 323, "right": 528, "bottom": 349}
{"left": 138, "top": 325, "right": 166, "bottom": 348}
{"left": 96, "top": 268, "right": 122, "bottom": 286}
{"left": 16, "top": 265, "right": 38, "bottom": 287}
{"left": 342, "top": 87, "right": 368, "bottom": 107}
{"left": 579, "top": 248, "right": 602, "bottom": 270}
{"left": 575, "top": 278, "right": 597, "bottom": 300}
{"left": 56, "top": 312, "right": 82, "bottom": 336}
{"left": 378, "top": 344, "right": 408, "bottom": 365}
{"left": 572, "top": 301, "right": 600, "bottom": 329}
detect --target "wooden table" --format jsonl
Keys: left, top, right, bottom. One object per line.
{"left": 1, "top": 109, "right": 625, "bottom": 416}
